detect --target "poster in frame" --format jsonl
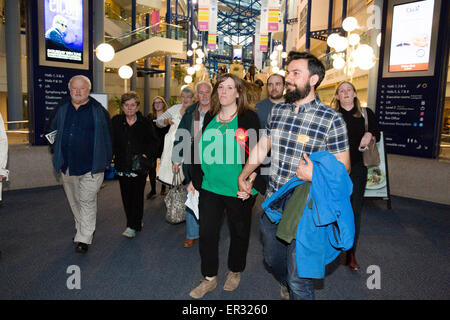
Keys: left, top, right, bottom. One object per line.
{"left": 37, "top": 0, "right": 89, "bottom": 70}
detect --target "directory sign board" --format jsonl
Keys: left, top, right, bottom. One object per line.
{"left": 27, "top": 0, "right": 93, "bottom": 145}
{"left": 376, "top": 0, "right": 448, "bottom": 158}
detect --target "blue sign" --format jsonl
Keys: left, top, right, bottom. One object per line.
{"left": 27, "top": 0, "right": 93, "bottom": 145}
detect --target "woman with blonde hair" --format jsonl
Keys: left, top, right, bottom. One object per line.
{"left": 156, "top": 87, "right": 194, "bottom": 187}
{"left": 188, "top": 73, "right": 266, "bottom": 299}
{"left": 146, "top": 96, "right": 169, "bottom": 198}
{"left": 331, "top": 81, "right": 380, "bottom": 270}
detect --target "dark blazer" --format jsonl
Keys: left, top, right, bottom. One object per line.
{"left": 190, "top": 109, "right": 266, "bottom": 195}
{"left": 111, "top": 112, "right": 159, "bottom": 173}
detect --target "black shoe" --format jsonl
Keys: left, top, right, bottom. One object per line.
{"left": 75, "top": 242, "right": 88, "bottom": 254}
{"left": 146, "top": 190, "right": 156, "bottom": 199}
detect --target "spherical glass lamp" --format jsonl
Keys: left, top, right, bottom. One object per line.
{"left": 332, "top": 57, "right": 345, "bottom": 70}
{"left": 118, "top": 65, "right": 133, "bottom": 79}
{"left": 95, "top": 43, "right": 115, "bottom": 62}
{"left": 327, "top": 33, "right": 340, "bottom": 48}
{"left": 342, "top": 17, "right": 358, "bottom": 32}
{"left": 348, "top": 33, "right": 360, "bottom": 46}
{"left": 334, "top": 36, "right": 349, "bottom": 52}
{"left": 187, "top": 67, "right": 195, "bottom": 75}
{"left": 184, "top": 75, "right": 193, "bottom": 84}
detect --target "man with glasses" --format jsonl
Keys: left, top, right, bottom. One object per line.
{"left": 45, "top": 14, "right": 71, "bottom": 51}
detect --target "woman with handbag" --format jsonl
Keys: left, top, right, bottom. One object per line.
{"left": 189, "top": 74, "right": 266, "bottom": 299}
{"left": 146, "top": 96, "right": 170, "bottom": 199}
{"left": 156, "top": 86, "right": 194, "bottom": 188}
{"left": 111, "top": 92, "right": 159, "bottom": 238}
{"left": 331, "top": 81, "right": 380, "bottom": 270}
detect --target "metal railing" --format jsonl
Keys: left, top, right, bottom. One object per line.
{"left": 5, "top": 120, "right": 29, "bottom": 134}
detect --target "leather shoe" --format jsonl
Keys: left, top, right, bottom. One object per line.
{"left": 183, "top": 238, "right": 198, "bottom": 248}
{"left": 347, "top": 252, "right": 360, "bottom": 270}
{"left": 75, "top": 242, "right": 88, "bottom": 254}
{"left": 146, "top": 190, "right": 156, "bottom": 199}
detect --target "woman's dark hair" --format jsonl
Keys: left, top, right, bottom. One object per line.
{"left": 210, "top": 73, "right": 251, "bottom": 116}
{"left": 286, "top": 51, "right": 325, "bottom": 89}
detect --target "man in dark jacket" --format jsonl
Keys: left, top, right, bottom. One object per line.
{"left": 49, "top": 75, "right": 112, "bottom": 254}
{"left": 172, "top": 81, "right": 212, "bottom": 248}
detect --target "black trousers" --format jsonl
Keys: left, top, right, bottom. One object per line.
{"left": 349, "top": 162, "right": 368, "bottom": 251}
{"left": 118, "top": 174, "right": 147, "bottom": 231}
{"left": 148, "top": 158, "right": 157, "bottom": 192}
{"left": 199, "top": 189, "right": 256, "bottom": 277}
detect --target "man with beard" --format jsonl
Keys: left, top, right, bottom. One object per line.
{"left": 238, "top": 51, "right": 350, "bottom": 300}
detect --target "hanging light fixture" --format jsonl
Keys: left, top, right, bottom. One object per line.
{"left": 328, "top": 16, "right": 377, "bottom": 80}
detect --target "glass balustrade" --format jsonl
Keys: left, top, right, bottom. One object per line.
{"left": 105, "top": 23, "right": 187, "bottom": 53}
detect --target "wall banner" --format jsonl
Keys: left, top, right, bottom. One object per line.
{"left": 198, "top": 0, "right": 209, "bottom": 31}
{"left": 267, "top": 0, "right": 280, "bottom": 32}
{"left": 208, "top": 0, "right": 218, "bottom": 50}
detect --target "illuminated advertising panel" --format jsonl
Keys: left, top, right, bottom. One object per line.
{"left": 388, "top": 0, "right": 434, "bottom": 72}
{"left": 38, "top": 0, "right": 89, "bottom": 70}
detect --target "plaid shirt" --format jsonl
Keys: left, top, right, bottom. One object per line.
{"left": 264, "top": 95, "right": 349, "bottom": 198}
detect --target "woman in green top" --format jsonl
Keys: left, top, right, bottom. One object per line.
{"left": 189, "top": 74, "right": 266, "bottom": 299}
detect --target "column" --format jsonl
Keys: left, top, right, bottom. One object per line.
{"left": 5, "top": 0, "right": 23, "bottom": 129}
{"left": 93, "top": 0, "right": 105, "bottom": 93}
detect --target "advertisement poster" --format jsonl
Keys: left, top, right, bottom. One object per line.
{"left": 44, "top": 0, "right": 84, "bottom": 64}
{"left": 364, "top": 132, "right": 389, "bottom": 198}
{"left": 388, "top": 0, "right": 434, "bottom": 72}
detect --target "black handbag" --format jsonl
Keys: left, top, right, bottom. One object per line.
{"left": 131, "top": 154, "right": 151, "bottom": 175}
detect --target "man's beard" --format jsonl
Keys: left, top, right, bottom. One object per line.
{"left": 284, "top": 82, "right": 312, "bottom": 104}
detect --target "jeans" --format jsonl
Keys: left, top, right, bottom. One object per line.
{"left": 260, "top": 213, "right": 315, "bottom": 300}
{"left": 186, "top": 203, "right": 199, "bottom": 239}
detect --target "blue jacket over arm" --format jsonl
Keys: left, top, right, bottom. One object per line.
{"left": 262, "top": 151, "right": 355, "bottom": 279}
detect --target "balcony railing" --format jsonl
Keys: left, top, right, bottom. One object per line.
{"left": 105, "top": 23, "right": 187, "bottom": 53}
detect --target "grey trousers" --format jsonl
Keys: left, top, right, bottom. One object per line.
{"left": 61, "top": 171, "right": 104, "bottom": 244}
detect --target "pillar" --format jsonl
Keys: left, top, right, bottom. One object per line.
{"left": 5, "top": 0, "right": 23, "bottom": 129}
{"left": 93, "top": 0, "right": 105, "bottom": 93}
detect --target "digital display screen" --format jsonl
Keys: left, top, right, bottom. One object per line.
{"left": 44, "top": 0, "right": 84, "bottom": 64}
{"left": 388, "top": 0, "right": 434, "bottom": 72}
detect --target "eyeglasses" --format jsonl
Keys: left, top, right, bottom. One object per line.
{"left": 154, "top": 101, "right": 164, "bottom": 105}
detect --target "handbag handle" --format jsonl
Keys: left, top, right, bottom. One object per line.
{"left": 171, "top": 170, "right": 183, "bottom": 187}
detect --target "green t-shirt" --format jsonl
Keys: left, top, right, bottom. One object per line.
{"left": 200, "top": 115, "right": 257, "bottom": 197}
